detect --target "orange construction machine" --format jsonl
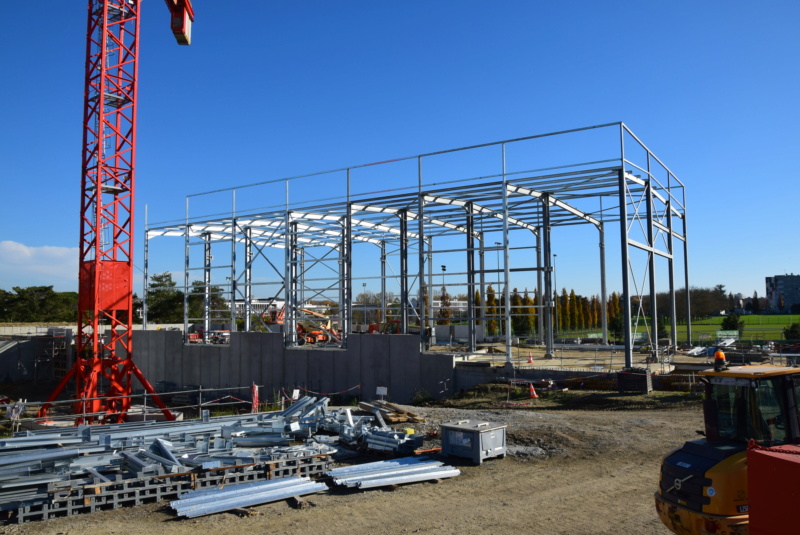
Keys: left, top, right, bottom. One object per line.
{"left": 655, "top": 365, "right": 800, "bottom": 534}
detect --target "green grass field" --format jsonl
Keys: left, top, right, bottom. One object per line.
{"left": 641, "top": 314, "right": 799, "bottom": 344}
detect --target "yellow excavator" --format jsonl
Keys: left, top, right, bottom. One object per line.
{"left": 655, "top": 364, "right": 800, "bottom": 534}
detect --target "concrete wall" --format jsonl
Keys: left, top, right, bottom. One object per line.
{"left": 134, "top": 331, "right": 455, "bottom": 404}
{"left": 0, "top": 331, "right": 73, "bottom": 383}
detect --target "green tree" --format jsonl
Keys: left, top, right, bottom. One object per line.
{"left": 567, "top": 290, "right": 576, "bottom": 330}
{"left": 486, "top": 285, "right": 498, "bottom": 335}
{"left": 607, "top": 291, "right": 621, "bottom": 324}
{"left": 590, "top": 296, "right": 600, "bottom": 329}
{"left": 436, "top": 285, "right": 452, "bottom": 325}
{"left": 609, "top": 314, "right": 623, "bottom": 344}
{"left": 474, "top": 290, "right": 482, "bottom": 326}
{"left": 0, "top": 289, "right": 14, "bottom": 321}
{"left": 187, "top": 280, "right": 228, "bottom": 321}
{"left": 147, "top": 272, "right": 184, "bottom": 323}
{"left": 510, "top": 288, "right": 526, "bottom": 334}
{"left": 752, "top": 291, "right": 760, "bottom": 314}
{"left": 783, "top": 323, "right": 800, "bottom": 341}
{"left": 559, "top": 288, "right": 569, "bottom": 333}
{"left": 523, "top": 289, "right": 535, "bottom": 334}
{"left": 2, "top": 286, "right": 78, "bottom": 322}
{"left": 500, "top": 290, "right": 507, "bottom": 335}
{"left": 720, "top": 313, "right": 745, "bottom": 338}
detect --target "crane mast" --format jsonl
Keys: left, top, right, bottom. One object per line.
{"left": 39, "top": 0, "right": 193, "bottom": 423}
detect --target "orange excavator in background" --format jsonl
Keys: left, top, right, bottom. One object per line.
{"left": 264, "top": 306, "right": 340, "bottom": 345}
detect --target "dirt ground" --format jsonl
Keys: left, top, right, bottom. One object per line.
{"left": 1, "top": 390, "right": 704, "bottom": 535}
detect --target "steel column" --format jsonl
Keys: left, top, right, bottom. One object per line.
{"left": 618, "top": 168, "right": 634, "bottom": 368}
{"left": 417, "top": 158, "right": 428, "bottom": 350}
{"left": 183, "top": 216, "right": 190, "bottom": 341}
{"left": 285, "top": 215, "right": 298, "bottom": 347}
{"left": 478, "top": 234, "right": 486, "bottom": 341}
{"left": 542, "top": 195, "right": 554, "bottom": 359}
{"left": 342, "top": 204, "right": 352, "bottom": 346}
{"left": 143, "top": 224, "right": 149, "bottom": 328}
{"left": 667, "top": 201, "right": 678, "bottom": 352}
{"left": 599, "top": 223, "right": 608, "bottom": 345}
{"left": 646, "top": 177, "right": 658, "bottom": 363}
{"left": 465, "top": 203, "right": 476, "bottom": 352}
{"left": 380, "top": 241, "right": 387, "bottom": 325}
{"left": 536, "top": 229, "right": 543, "bottom": 342}
{"left": 203, "top": 232, "right": 211, "bottom": 343}
{"left": 230, "top": 215, "right": 237, "bottom": 332}
{"left": 501, "top": 144, "right": 512, "bottom": 363}
{"left": 399, "top": 211, "right": 409, "bottom": 333}
{"left": 244, "top": 226, "right": 252, "bottom": 332}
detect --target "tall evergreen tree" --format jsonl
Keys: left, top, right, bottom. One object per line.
{"left": 510, "top": 288, "right": 526, "bottom": 334}
{"left": 436, "top": 285, "right": 452, "bottom": 325}
{"left": 523, "top": 289, "right": 535, "bottom": 334}
{"left": 486, "top": 285, "right": 498, "bottom": 335}
{"left": 568, "top": 289, "right": 578, "bottom": 330}
{"left": 590, "top": 296, "right": 600, "bottom": 329}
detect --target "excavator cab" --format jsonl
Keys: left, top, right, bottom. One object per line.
{"left": 656, "top": 365, "right": 800, "bottom": 535}
{"left": 703, "top": 373, "right": 799, "bottom": 446}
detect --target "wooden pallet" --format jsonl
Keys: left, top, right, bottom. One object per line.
{"left": 10, "top": 455, "right": 332, "bottom": 523}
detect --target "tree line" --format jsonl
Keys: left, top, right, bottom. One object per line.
{"left": 0, "top": 279, "right": 780, "bottom": 337}
{"left": 0, "top": 273, "right": 228, "bottom": 325}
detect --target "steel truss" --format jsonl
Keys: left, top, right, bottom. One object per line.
{"left": 145, "top": 123, "right": 689, "bottom": 367}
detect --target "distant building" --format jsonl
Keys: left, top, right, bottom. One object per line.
{"left": 766, "top": 274, "right": 800, "bottom": 312}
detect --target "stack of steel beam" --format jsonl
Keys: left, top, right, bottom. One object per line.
{"left": 170, "top": 477, "right": 328, "bottom": 518}
{"left": 326, "top": 457, "right": 460, "bottom": 489}
{"left": 0, "top": 397, "right": 335, "bottom": 523}
{"left": 363, "top": 428, "right": 424, "bottom": 455}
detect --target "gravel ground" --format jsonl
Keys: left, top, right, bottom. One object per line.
{"left": 1, "top": 400, "right": 703, "bottom": 535}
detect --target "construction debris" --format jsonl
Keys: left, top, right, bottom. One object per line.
{"left": 0, "top": 395, "right": 470, "bottom": 523}
{"left": 0, "top": 397, "right": 335, "bottom": 523}
{"left": 358, "top": 400, "right": 426, "bottom": 424}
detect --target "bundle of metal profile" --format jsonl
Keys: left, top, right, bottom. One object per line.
{"left": 0, "top": 396, "right": 327, "bottom": 456}
{"left": 170, "top": 476, "right": 328, "bottom": 518}
{"left": 5, "top": 442, "right": 335, "bottom": 523}
{"left": 326, "top": 457, "right": 460, "bottom": 489}
{"left": 363, "top": 427, "right": 424, "bottom": 455}
{"left": 0, "top": 399, "right": 337, "bottom": 523}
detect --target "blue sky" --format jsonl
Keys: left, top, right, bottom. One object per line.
{"left": 1, "top": 1, "right": 798, "bottom": 301}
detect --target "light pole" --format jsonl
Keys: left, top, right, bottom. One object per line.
{"left": 553, "top": 254, "right": 558, "bottom": 335}
{"left": 441, "top": 265, "right": 446, "bottom": 287}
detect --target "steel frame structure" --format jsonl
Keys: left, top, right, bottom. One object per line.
{"left": 145, "top": 123, "right": 690, "bottom": 367}
{"left": 40, "top": 0, "right": 193, "bottom": 423}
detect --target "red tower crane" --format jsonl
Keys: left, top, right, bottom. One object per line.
{"left": 38, "top": 0, "right": 194, "bottom": 424}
